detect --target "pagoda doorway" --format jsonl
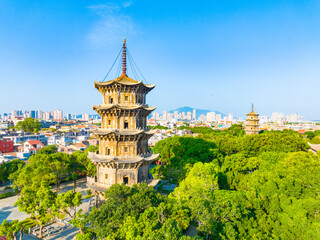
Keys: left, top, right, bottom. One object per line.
{"left": 123, "top": 176, "right": 129, "bottom": 184}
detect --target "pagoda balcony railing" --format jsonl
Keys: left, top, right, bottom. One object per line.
{"left": 98, "top": 103, "right": 150, "bottom": 108}
{"left": 88, "top": 151, "right": 154, "bottom": 159}
{"left": 99, "top": 127, "right": 151, "bottom": 132}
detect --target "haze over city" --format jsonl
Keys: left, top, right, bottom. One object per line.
{"left": 1, "top": 0, "right": 320, "bottom": 119}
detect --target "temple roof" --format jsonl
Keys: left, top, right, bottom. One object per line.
{"left": 91, "top": 128, "right": 156, "bottom": 136}
{"left": 246, "top": 111, "right": 259, "bottom": 116}
{"left": 94, "top": 75, "right": 155, "bottom": 90}
{"left": 93, "top": 104, "right": 156, "bottom": 112}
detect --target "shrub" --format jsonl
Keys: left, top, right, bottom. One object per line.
{"left": 0, "top": 192, "right": 13, "bottom": 199}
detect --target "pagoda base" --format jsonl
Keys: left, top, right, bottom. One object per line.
{"left": 87, "top": 176, "right": 158, "bottom": 206}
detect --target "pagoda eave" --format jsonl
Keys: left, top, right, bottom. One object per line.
{"left": 94, "top": 80, "right": 155, "bottom": 90}
{"left": 93, "top": 104, "right": 156, "bottom": 112}
{"left": 88, "top": 153, "right": 159, "bottom": 164}
{"left": 91, "top": 129, "right": 156, "bottom": 137}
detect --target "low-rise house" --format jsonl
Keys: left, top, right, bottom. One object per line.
{"left": 4, "top": 133, "right": 47, "bottom": 145}
{"left": 64, "top": 143, "right": 87, "bottom": 153}
{"left": 22, "top": 140, "right": 45, "bottom": 154}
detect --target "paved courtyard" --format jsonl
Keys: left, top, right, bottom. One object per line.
{"left": 0, "top": 178, "right": 91, "bottom": 239}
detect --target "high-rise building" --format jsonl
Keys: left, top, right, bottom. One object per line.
{"left": 87, "top": 39, "right": 158, "bottom": 202}
{"left": 199, "top": 114, "right": 206, "bottom": 122}
{"left": 82, "top": 113, "right": 90, "bottom": 121}
{"left": 187, "top": 112, "right": 192, "bottom": 121}
{"left": 244, "top": 104, "right": 260, "bottom": 135}
{"left": 53, "top": 109, "right": 63, "bottom": 120}
{"left": 162, "top": 111, "right": 168, "bottom": 121}
{"left": 206, "top": 112, "right": 216, "bottom": 122}
{"left": 270, "top": 112, "right": 284, "bottom": 123}
{"left": 174, "top": 111, "right": 178, "bottom": 120}
{"left": 67, "top": 113, "right": 72, "bottom": 120}
{"left": 38, "top": 110, "right": 42, "bottom": 120}
{"left": 44, "top": 112, "right": 51, "bottom": 121}
{"left": 152, "top": 112, "right": 160, "bottom": 121}
{"left": 286, "top": 113, "right": 303, "bottom": 123}
{"left": 228, "top": 113, "right": 233, "bottom": 122}
{"left": 30, "top": 110, "right": 37, "bottom": 119}
{"left": 192, "top": 109, "right": 196, "bottom": 120}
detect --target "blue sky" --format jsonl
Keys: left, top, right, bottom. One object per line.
{"left": 1, "top": 0, "right": 320, "bottom": 119}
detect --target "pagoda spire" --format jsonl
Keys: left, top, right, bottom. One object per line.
{"left": 122, "top": 38, "right": 127, "bottom": 76}
{"left": 252, "top": 103, "right": 254, "bottom": 112}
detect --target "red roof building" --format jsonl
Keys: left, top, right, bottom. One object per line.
{"left": 0, "top": 139, "right": 14, "bottom": 153}
{"left": 23, "top": 140, "right": 45, "bottom": 154}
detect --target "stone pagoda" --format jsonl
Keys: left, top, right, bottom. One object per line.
{"left": 244, "top": 104, "right": 260, "bottom": 135}
{"left": 87, "top": 39, "right": 158, "bottom": 199}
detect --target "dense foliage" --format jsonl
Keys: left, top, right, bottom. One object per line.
{"left": 83, "top": 183, "right": 191, "bottom": 239}
{"left": 148, "top": 125, "right": 169, "bottom": 130}
{"left": 1, "top": 124, "right": 318, "bottom": 239}
{"left": 304, "top": 130, "right": 320, "bottom": 144}
{"left": 0, "top": 159, "right": 25, "bottom": 184}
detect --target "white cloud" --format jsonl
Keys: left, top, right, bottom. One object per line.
{"left": 87, "top": 1, "right": 136, "bottom": 48}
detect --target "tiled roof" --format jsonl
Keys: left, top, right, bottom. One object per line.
{"left": 26, "top": 140, "right": 45, "bottom": 148}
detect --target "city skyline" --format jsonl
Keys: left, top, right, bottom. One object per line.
{"left": 0, "top": 107, "right": 307, "bottom": 123}
{"left": 1, "top": 1, "right": 320, "bottom": 119}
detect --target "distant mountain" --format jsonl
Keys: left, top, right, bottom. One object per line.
{"left": 168, "top": 106, "right": 225, "bottom": 119}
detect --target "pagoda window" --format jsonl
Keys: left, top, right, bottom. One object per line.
{"left": 125, "top": 96, "right": 128, "bottom": 102}
{"left": 108, "top": 120, "right": 111, "bottom": 126}
{"left": 109, "top": 97, "right": 113, "bottom": 104}
{"left": 106, "top": 147, "right": 111, "bottom": 155}
{"left": 124, "top": 121, "right": 129, "bottom": 129}
{"left": 105, "top": 174, "right": 108, "bottom": 179}
{"left": 124, "top": 147, "right": 128, "bottom": 153}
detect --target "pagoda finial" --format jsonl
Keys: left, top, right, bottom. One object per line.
{"left": 122, "top": 38, "right": 127, "bottom": 76}
{"left": 252, "top": 103, "right": 254, "bottom": 112}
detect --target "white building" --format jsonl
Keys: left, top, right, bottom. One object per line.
{"left": 187, "top": 112, "right": 192, "bottom": 121}
{"left": 270, "top": 112, "right": 285, "bottom": 123}
{"left": 4, "top": 134, "right": 47, "bottom": 145}
{"left": 206, "top": 112, "right": 216, "bottom": 122}
{"left": 286, "top": 113, "right": 303, "bottom": 123}
{"left": 53, "top": 109, "right": 63, "bottom": 120}
{"left": 82, "top": 113, "right": 90, "bottom": 121}
{"left": 192, "top": 109, "right": 196, "bottom": 120}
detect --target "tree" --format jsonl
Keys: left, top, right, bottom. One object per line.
{"left": 36, "top": 145, "right": 57, "bottom": 154}
{"left": 0, "top": 220, "right": 24, "bottom": 240}
{"left": 0, "top": 159, "right": 25, "bottom": 184}
{"left": 72, "top": 172, "right": 78, "bottom": 192}
{"left": 15, "top": 182, "right": 56, "bottom": 238}
{"left": 152, "top": 136, "right": 222, "bottom": 182}
{"left": 53, "top": 190, "right": 83, "bottom": 233}
{"left": 15, "top": 117, "right": 41, "bottom": 133}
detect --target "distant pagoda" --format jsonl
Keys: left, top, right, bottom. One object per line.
{"left": 87, "top": 39, "right": 158, "bottom": 199}
{"left": 244, "top": 104, "right": 260, "bottom": 135}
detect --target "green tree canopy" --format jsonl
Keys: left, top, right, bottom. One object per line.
{"left": 15, "top": 117, "right": 41, "bottom": 133}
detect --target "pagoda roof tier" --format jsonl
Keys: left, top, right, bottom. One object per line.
{"left": 93, "top": 104, "right": 156, "bottom": 112}
{"left": 95, "top": 75, "right": 155, "bottom": 91}
{"left": 246, "top": 111, "right": 259, "bottom": 116}
{"left": 88, "top": 152, "right": 159, "bottom": 164}
{"left": 92, "top": 128, "right": 156, "bottom": 137}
